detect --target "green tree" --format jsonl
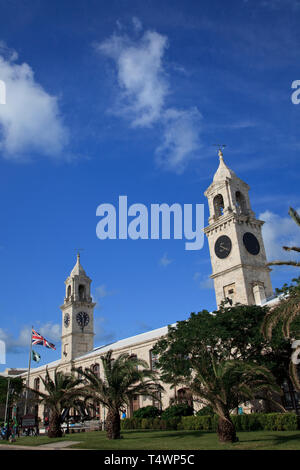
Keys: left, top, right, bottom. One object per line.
{"left": 189, "top": 351, "right": 281, "bottom": 442}
{"left": 75, "top": 351, "right": 163, "bottom": 439}
{"left": 153, "top": 306, "right": 291, "bottom": 390}
{"left": 28, "top": 368, "right": 85, "bottom": 437}
{"left": 0, "top": 376, "right": 23, "bottom": 405}
{"left": 262, "top": 278, "right": 300, "bottom": 390}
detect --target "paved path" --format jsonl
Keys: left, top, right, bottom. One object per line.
{"left": 0, "top": 441, "right": 81, "bottom": 450}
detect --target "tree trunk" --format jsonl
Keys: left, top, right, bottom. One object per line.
{"left": 48, "top": 412, "right": 62, "bottom": 438}
{"left": 217, "top": 415, "right": 237, "bottom": 443}
{"left": 106, "top": 409, "right": 121, "bottom": 439}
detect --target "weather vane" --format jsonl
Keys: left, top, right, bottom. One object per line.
{"left": 213, "top": 144, "right": 226, "bottom": 159}
{"left": 75, "top": 248, "right": 84, "bottom": 259}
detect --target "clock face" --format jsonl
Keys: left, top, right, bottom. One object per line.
{"left": 215, "top": 235, "right": 232, "bottom": 259}
{"left": 76, "top": 311, "right": 89, "bottom": 331}
{"left": 64, "top": 313, "right": 70, "bottom": 327}
{"left": 243, "top": 232, "right": 260, "bottom": 255}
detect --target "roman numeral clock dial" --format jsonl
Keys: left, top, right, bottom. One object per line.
{"left": 215, "top": 235, "right": 232, "bottom": 259}
{"left": 76, "top": 311, "right": 90, "bottom": 331}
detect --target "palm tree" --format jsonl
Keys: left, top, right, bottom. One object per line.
{"left": 189, "top": 351, "right": 282, "bottom": 443}
{"left": 263, "top": 206, "right": 300, "bottom": 391}
{"left": 262, "top": 278, "right": 300, "bottom": 390}
{"left": 74, "top": 351, "right": 163, "bottom": 439}
{"left": 29, "top": 367, "right": 85, "bottom": 437}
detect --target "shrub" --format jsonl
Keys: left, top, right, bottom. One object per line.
{"left": 196, "top": 406, "right": 214, "bottom": 416}
{"left": 133, "top": 406, "right": 161, "bottom": 419}
{"left": 121, "top": 412, "right": 299, "bottom": 432}
{"left": 161, "top": 404, "right": 193, "bottom": 420}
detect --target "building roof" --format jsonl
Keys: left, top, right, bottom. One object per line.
{"left": 213, "top": 154, "right": 237, "bottom": 182}
{"left": 70, "top": 253, "right": 87, "bottom": 277}
{"left": 11, "top": 295, "right": 280, "bottom": 379}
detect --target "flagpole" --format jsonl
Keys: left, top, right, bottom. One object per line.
{"left": 24, "top": 326, "right": 33, "bottom": 415}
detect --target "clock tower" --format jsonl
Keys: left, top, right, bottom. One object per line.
{"left": 204, "top": 150, "right": 273, "bottom": 308}
{"left": 60, "top": 254, "right": 96, "bottom": 362}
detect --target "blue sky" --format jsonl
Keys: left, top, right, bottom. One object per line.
{"left": 0, "top": 0, "right": 300, "bottom": 371}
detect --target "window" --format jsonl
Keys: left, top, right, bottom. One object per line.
{"left": 78, "top": 284, "right": 85, "bottom": 300}
{"left": 177, "top": 388, "right": 193, "bottom": 407}
{"left": 67, "top": 285, "right": 71, "bottom": 298}
{"left": 92, "top": 363, "right": 100, "bottom": 378}
{"left": 213, "top": 194, "right": 224, "bottom": 218}
{"left": 34, "top": 378, "right": 40, "bottom": 391}
{"left": 235, "top": 191, "right": 247, "bottom": 215}
{"left": 152, "top": 391, "right": 162, "bottom": 410}
{"left": 150, "top": 350, "right": 158, "bottom": 370}
{"left": 129, "top": 354, "right": 138, "bottom": 370}
{"left": 224, "top": 283, "right": 236, "bottom": 305}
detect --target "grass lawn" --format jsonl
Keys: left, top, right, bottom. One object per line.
{"left": 1, "top": 429, "right": 300, "bottom": 450}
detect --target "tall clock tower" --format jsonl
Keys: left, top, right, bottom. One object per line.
{"left": 60, "top": 254, "right": 96, "bottom": 362}
{"left": 204, "top": 150, "right": 273, "bottom": 308}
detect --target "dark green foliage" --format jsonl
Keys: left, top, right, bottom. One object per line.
{"left": 121, "top": 416, "right": 181, "bottom": 431}
{"left": 196, "top": 405, "right": 214, "bottom": 416}
{"left": 133, "top": 406, "right": 160, "bottom": 419}
{"left": 161, "top": 404, "right": 193, "bottom": 419}
{"left": 0, "top": 376, "right": 23, "bottom": 404}
{"left": 121, "top": 413, "right": 299, "bottom": 432}
{"left": 153, "top": 305, "right": 291, "bottom": 389}
{"left": 74, "top": 351, "right": 163, "bottom": 439}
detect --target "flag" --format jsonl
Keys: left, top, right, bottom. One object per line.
{"left": 32, "top": 328, "right": 56, "bottom": 350}
{"left": 32, "top": 350, "right": 41, "bottom": 362}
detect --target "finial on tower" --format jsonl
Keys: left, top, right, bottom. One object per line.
{"left": 75, "top": 248, "right": 84, "bottom": 263}
{"left": 214, "top": 144, "right": 226, "bottom": 161}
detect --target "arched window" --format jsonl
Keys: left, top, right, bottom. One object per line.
{"left": 67, "top": 285, "right": 71, "bottom": 298}
{"left": 235, "top": 191, "right": 247, "bottom": 215}
{"left": 213, "top": 194, "right": 224, "bottom": 218}
{"left": 34, "top": 378, "right": 40, "bottom": 391}
{"left": 177, "top": 387, "right": 193, "bottom": 407}
{"left": 130, "top": 354, "right": 138, "bottom": 370}
{"left": 78, "top": 284, "right": 85, "bottom": 300}
{"left": 150, "top": 350, "right": 158, "bottom": 371}
{"left": 92, "top": 363, "right": 100, "bottom": 378}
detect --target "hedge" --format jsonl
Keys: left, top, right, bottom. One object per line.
{"left": 121, "top": 413, "right": 299, "bottom": 432}
{"left": 161, "top": 404, "right": 194, "bottom": 419}
{"left": 133, "top": 406, "right": 161, "bottom": 419}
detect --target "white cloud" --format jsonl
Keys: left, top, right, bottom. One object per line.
{"left": 156, "top": 107, "right": 202, "bottom": 173}
{"left": 95, "top": 284, "right": 115, "bottom": 299}
{"left": 193, "top": 272, "right": 214, "bottom": 290}
{"left": 0, "top": 322, "right": 61, "bottom": 353}
{"left": 199, "top": 277, "right": 214, "bottom": 290}
{"left": 132, "top": 17, "right": 143, "bottom": 33}
{"left": 0, "top": 45, "right": 68, "bottom": 160}
{"left": 96, "top": 21, "right": 202, "bottom": 172}
{"left": 38, "top": 322, "right": 61, "bottom": 342}
{"left": 159, "top": 252, "right": 173, "bottom": 267}
{"left": 260, "top": 209, "right": 300, "bottom": 261}
{"left": 97, "top": 30, "right": 168, "bottom": 128}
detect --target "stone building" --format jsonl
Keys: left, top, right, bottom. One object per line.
{"left": 4, "top": 153, "right": 289, "bottom": 422}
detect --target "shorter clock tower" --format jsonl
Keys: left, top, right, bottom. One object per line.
{"left": 204, "top": 150, "right": 273, "bottom": 308}
{"left": 60, "top": 254, "right": 96, "bottom": 362}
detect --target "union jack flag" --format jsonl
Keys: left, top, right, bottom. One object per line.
{"left": 32, "top": 328, "right": 56, "bottom": 350}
